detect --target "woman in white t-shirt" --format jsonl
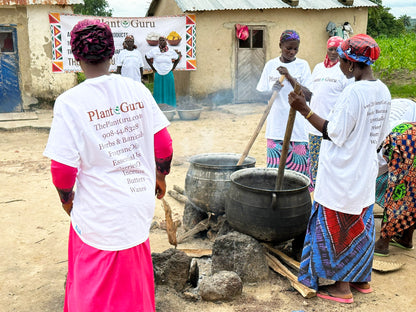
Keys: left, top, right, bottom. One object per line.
{"left": 308, "top": 36, "right": 353, "bottom": 185}
{"left": 43, "top": 19, "right": 173, "bottom": 312}
{"left": 289, "top": 34, "right": 391, "bottom": 303}
{"left": 116, "top": 35, "right": 144, "bottom": 83}
{"left": 145, "top": 36, "right": 181, "bottom": 107}
{"left": 256, "top": 29, "right": 313, "bottom": 190}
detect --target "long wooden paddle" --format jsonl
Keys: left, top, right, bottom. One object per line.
{"left": 275, "top": 82, "right": 302, "bottom": 190}
{"left": 237, "top": 75, "right": 286, "bottom": 166}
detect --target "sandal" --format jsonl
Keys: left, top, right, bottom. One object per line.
{"left": 349, "top": 283, "right": 373, "bottom": 294}
{"left": 390, "top": 238, "right": 414, "bottom": 250}
{"left": 374, "top": 248, "right": 389, "bottom": 257}
{"left": 317, "top": 289, "right": 354, "bottom": 304}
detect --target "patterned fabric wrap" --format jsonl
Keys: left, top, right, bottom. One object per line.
{"left": 324, "top": 36, "right": 343, "bottom": 68}
{"left": 298, "top": 202, "right": 375, "bottom": 290}
{"left": 70, "top": 19, "right": 115, "bottom": 64}
{"left": 337, "top": 33, "right": 380, "bottom": 65}
{"left": 308, "top": 134, "right": 322, "bottom": 186}
{"left": 280, "top": 29, "right": 300, "bottom": 43}
{"left": 379, "top": 122, "right": 416, "bottom": 239}
{"left": 153, "top": 71, "right": 176, "bottom": 107}
{"left": 375, "top": 172, "right": 388, "bottom": 207}
{"left": 266, "top": 139, "right": 314, "bottom": 191}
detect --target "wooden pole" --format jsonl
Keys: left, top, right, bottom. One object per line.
{"left": 275, "top": 82, "right": 302, "bottom": 190}
{"left": 237, "top": 75, "right": 286, "bottom": 166}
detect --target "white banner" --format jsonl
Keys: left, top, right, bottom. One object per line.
{"left": 49, "top": 13, "right": 196, "bottom": 73}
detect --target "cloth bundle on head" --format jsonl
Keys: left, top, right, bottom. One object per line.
{"left": 280, "top": 30, "right": 300, "bottom": 43}
{"left": 337, "top": 33, "right": 380, "bottom": 65}
{"left": 70, "top": 19, "right": 115, "bottom": 64}
{"left": 324, "top": 36, "right": 343, "bottom": 68}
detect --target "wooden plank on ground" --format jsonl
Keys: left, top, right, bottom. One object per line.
{"left": 266, "top": 252, "right": 316, "bottom": 299}
{"left": 263, "top": 243, "right": 300, "bottom": 271}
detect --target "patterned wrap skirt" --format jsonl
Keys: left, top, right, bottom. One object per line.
{"left": 308, "top": 134, "right": 322, "bottom": 186}
{"left": 298, "top": 202, "right": 375, "bottom": 291}
{"left": 379, "top": 122, "right": 416, "bottom": 239}
{"left": 64, "top": 225, "right": 155, "bottom": 312}
{"left": 375, "top": 172, "right": 388, "bottom": 207}
{"left": 153, "top": 71, "right": 176, "bottom": 107}
{"left": 267, "top": 139, "right": 314, "bottom": 191}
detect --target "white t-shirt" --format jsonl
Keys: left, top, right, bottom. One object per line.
{"left": 307, "top": 62, "right": 353, "bottom": 135}
{"left": 256, "top": 57, "right": 312, "bottom": 142}
{"left": 116, "top": 49, "right": 144, "bottom": 82}
{"left": 43, "top": 74, "right": 169, "bottom": 251}
{"left": 145, "top": 47, "right": 179, "bottom": 75}
{"left": 314, "top": 80, "right": 391, "bottom": 215}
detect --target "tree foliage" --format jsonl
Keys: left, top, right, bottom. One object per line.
{"left": 367, "top": 0, "right": 406, "bottom": 37}
{"left": 73, "top": 0, "right": 113, "bottom": 17}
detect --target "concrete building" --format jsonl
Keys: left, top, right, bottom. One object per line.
{"left": 0, "top": 0, "right": 82, "bottom": 112}
{"left": 147, "top": 0, "right": 377, "bottom": 104}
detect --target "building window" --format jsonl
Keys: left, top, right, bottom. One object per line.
{"left": 238, "top": 28, "right": 263, "bottom": 49}
{"left": 1, "top": 32, "right": 14, "bottom": 52}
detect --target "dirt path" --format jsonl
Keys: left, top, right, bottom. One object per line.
{"left": 0, "top": 105, "right": 415, "bottom": 312}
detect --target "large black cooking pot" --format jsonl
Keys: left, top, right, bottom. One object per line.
{"left": 225, "top": 168, "right": 311, "bottom": 243}
{"left": 185, "top": 153, "right": 256, "bottom": 215}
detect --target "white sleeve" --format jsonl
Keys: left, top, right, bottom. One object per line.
{"left": 256, "top": 62, "right": 272, "bottom": 92}
{"left": 43, "top": 99, "right": 81, "bottom": 168}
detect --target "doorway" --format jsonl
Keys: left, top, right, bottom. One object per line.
{"left": 0, "top": 27, "right": 22, "bottom": 113}
{"left": 235, "top": 26, "right": 266, "bottom": 103}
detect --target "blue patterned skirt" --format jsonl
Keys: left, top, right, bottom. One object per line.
{"left": 308, "top": 134, "right": 322, "bottom": 186}
{"left": 267, "top": 139, "right": 314, "bottom": 191}
{"left": 298, "top": 202, "right": 375, "bottom": 290}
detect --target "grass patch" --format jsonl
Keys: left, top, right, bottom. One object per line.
{"left": 144, "top": 82, "right": 154, "bottom": 93}
{"left": 388, "top": 84, "right": 416, "bottom": 99}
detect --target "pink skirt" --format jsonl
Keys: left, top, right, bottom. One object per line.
{"left": 64, "top": 225, "right": 155, "bottom": 312}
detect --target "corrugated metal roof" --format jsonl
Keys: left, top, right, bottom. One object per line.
{"left": 173, "top": 0, "right": 377, "bottom": 12}
{"left": 0, "top": 0, "right": 83, "bottom": 5}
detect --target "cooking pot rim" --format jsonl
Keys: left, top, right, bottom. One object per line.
{"left": 188, "top": 153, "right": 256, "bottom": 169}
{"left": 230, "top": 167, "right": 310, "bottom": 193}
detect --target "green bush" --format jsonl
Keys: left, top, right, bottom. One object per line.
{"left": 374, "top": 33, "right": 416, "bottom": 78}
{"left": 373, "top": 33, "right": 416, "bottom": 98}
{"left": 77, "top": 72, "right": 86, "bottom": 84}
{"left": 145, "top": 82, "right": 154, "bottom": 93}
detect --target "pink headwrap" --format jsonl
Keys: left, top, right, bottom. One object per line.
{"left": 70, "top": 19, "right": 115, "bottom": 64}
{"left": 324, "top": 36, "right": 344, "bottom": 68}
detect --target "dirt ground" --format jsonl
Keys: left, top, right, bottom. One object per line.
{"left": 1, "top": 104, "right": 415, "bottom": 312}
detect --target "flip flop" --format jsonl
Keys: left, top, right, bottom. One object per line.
{"left": 317, "top": 290, "right": 354, "bottom": 304}
{"left": 349, "top": 283, "right": 373, "bottom": 294}
{"left": 390, "top": 238, "right": 414, "bottom": 250}
{"left": 374, "top": 249, "right": 389, "bottom": 257}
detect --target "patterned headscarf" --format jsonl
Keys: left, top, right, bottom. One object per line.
{"left": 123, "top": 35, "right": 137, "bottom": 49}
{"left": 337, "top": 34, "right": 380, "bottom": 65}
{"left": 324, "top": 36, "right": 344, "bottom": 68}
{"left": 280, "top": 30, "right": 300, "bottom": 43}
{"left": 70, "top": 19, "right": 115, "bottom": 64}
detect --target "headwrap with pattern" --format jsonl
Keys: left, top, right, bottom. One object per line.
{"left": 337, "top": 34, "right": 380, "bottom": 65}
{"left": 280, "top": 30, "right": 300, "bottom": 43}
{"left": 324, "top": 36, "right": 344, "bottom": 68}
{"left": 70, "top": 19, "right": 115, "bottom": 64}
{"left": 123, "top": 35, "right": 137, "bottom": 49}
